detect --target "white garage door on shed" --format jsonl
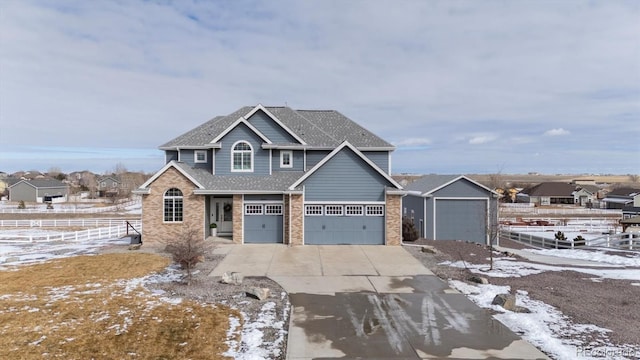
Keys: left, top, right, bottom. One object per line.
{"left": 304, "top": 204, "right": 385, "bottom": 245}
{"left": 435, "top": 199, "right": 488, "bottom": 244}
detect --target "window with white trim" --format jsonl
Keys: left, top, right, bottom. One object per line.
{"left": 280, "top": 150, "right": 293, "bottom": 168}
{"left": 365, "top": 205, "right": 384, "bottom": 216}
{"left": 325, "top": 205, "right": 344, "bottom": 216}
{"left": 194, "top": 150, "right": 207, "bottom": 163}
{"left": 345, "top": 205, "right": 363, "bottom": 216}
{"left": 265, "top": 204, "right": 283, "bottom": 215}
{"left": 305, "top": 205, "right": 323, "bottom": 216}
{"left": 244, "top": 204, "right": 263, "bottom": 215}
{"left": 232, "top": 141, "right": 253, "bottom": 171}
{"left": 163, "top": 188, "right": 183, "bottom": 222}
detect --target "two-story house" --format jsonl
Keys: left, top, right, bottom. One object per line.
{"left": 135, "top": 104, "right": 404, "bottom": 245}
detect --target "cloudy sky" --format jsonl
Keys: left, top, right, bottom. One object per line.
{"left": 1, "top": 0, "right": 639, "bottom": 175}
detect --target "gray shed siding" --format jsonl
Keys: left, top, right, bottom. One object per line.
{"left": 301, "top": 148, "right": 390, "bottom": 202}
{"left": 271, "top": 150, "right": 304, "bottom": 171}
{"left": 430, "top": 178, "right": 491, "bottom": 197}
{"left": 9, "top": 182, "right": 36, "bottom": 202}
{"left": 215, "top": 123, "right": 269, "bottom": 175}
{"left": 246, "top": 111, "right": 298, "bottom": 144}
{"left": 362, "top": 151, "right": 390, "bottom": 174}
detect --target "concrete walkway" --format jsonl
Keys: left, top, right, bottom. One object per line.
{"left": 210, "top": 244, "right": 549, "bottom": 359}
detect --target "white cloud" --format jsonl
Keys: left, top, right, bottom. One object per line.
{"left": 468, "top": 134, "right": 498, "bottom": 145}
{"left": 394, "top": 137, "right": 432, "bottom": 147}
{"left": 544, "top": 128, "right": 571, "bottom": 136}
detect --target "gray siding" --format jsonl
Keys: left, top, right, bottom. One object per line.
{"left": 431, "top": 178, "right": 491, "bottom": 197}
{"left": 215, "top": 123, "right": 270, "bottom": 175}
{"left": 9, "top": 182, "right": 36, "bottom": 202}
{"left": 245, "top": 194, "right": 283, "bottom": 201}
{"left": 302, "top": 148, "right": 391, "bottom": 202}
{"left": 165, "top": 150, "right": 178, "bottom": 163}
{"left": 246, "top": 111, "right": 298, "bottom": 143}
{"left": 402, "top": 194, "right": 425, "bottom": 238}
{"left": 177, "top": 149, "right": 212, "bottom": 170}
{"left": 362, "top": 151, "right": 390, "bottom": 174}
{"left": 271, "top": 150, "right": 304, "bottom": 171}
{"left": 306, "top": 150, "right": 331, "bottom": 170}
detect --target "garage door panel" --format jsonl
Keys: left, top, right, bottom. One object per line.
{"left": 435, "top": 200, "right": 486, "bottom": 244}
{"left": 244, "top": 203, "right": 283, "bottom": 243}
{"left": 304, "top": 204, "right": 384, "bottom": 245}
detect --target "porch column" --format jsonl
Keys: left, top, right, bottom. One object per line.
{"left": 232, "top": 194, "right": 243, "bottom": 244}
{"left": 385, "top": 193, "right": 402, "bottom": 246}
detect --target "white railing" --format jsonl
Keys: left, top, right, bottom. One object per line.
{"left": 502, "top": 224, "right": 615, "bottom": 233}
{"left": 0, "top": 222, "right": 142, "bottom": 244}
{"left": 501, "top": 230, "right": 639, "bottom": 250}
{"left": 0, "top": 218, "right": 140, "bottom": 228}
{"left": 0, "top": 199, "right": 140, "bottom": 214}
{"left": 500, "top": 206, "right": 621, "bottom": 216}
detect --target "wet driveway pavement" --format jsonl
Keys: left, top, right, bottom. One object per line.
{"left": 209, "top": 245, "right": 548, "bottom": 359}
{"left": 287, "top": 276, "right": 548, "bottom": 359}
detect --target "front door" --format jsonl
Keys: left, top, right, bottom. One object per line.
{"left": 211, "top": 198, "right": 233, "bottom": 235}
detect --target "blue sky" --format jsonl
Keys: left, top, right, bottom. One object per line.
{"left": 1, "top": 0, "right": 639, "bottom": 175}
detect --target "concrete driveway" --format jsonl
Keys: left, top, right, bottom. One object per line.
{"left": 210, "top": 244, "right": 548, "bottom": 359}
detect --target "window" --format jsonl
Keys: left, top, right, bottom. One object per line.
{"left": 163, "top": 188, "right": 183, "bottom": 222}
{"left": 345, "top": 205, "right": 363, "bottom": 216}
{"left": 112, "top": 182, "right": 118, "bottom": 188}
{"left": 305, "top": 205, "right": 323, "bottom": 216}
{"left": 365, "top": 205, "right": 384, "bottom": 216}
{"left": 232, "top": 141, "right": 253, "bottom": 172}
{"left": 280, "top": 150, "right": 293, "bottom": 168}
{"left": 325, "top": 205, "right": 344, "bottom": 216}
{"left": 194, "top": 150, "right": 207, "bottom": 163}
{"left": 245, "top": 204, "right": 263, "bottom": 215}
{"left": 265, "top": 204, "right": 283, "bottom": 215}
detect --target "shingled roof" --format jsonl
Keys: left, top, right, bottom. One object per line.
{"left": 159, "top": 105, "right": 393, "bottom": 150}
{"left": 521, "top": 182, "right": 576, "bottom": 197}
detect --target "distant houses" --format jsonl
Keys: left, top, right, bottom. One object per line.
{"left": 8, "top": 179, "right": 69, "bottom": 203}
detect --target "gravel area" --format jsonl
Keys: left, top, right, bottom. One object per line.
{"left": 403, "top": 239, "right": 640, "bottom": 351}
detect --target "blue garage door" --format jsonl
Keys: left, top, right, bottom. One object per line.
{"left": 435, "top": 199, "right": 487, "bottom": 244}
{"left": 304, "top": 204, "right": 384, "bottom": 245}
{"left": 244, "top": 203, "right": 283, "bottom": 243}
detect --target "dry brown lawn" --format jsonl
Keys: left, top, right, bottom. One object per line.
{"left": 0, "top": 253, "right": 239, "bottom": 360}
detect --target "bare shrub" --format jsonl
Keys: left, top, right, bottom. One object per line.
{"left": 164, "top": 228, "right": 210, "bottom": 284}
{"left": 402, "top": 217, "right": 418, "bottom": 241}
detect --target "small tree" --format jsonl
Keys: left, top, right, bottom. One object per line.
{"left": 164, "top": 228, "right": 209, "bottom": 284}
{"left": 402, "top": 218, "right": 418, "bottom": 241}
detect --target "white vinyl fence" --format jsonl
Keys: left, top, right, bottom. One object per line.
{"left": 0, "top": 221, "right": 142, "bottom": 244}
{"left": 0, "top": 218, "right": 139, "bottom": 228}
{"left": 0, "top": 199, "right": 140, "bottom": 214}
{"left": 500, "top": 230, "right": 639, "bottom": 250}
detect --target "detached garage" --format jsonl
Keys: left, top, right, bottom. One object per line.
{"left": 403, "top": 175, "right": 498, "bottom": 245}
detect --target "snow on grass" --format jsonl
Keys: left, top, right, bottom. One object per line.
{"left": 224, "top": 294, "right": 290, "bottom": 360}
{"left": 524, "top": 249, "right": 640, "bottom": 267}
{"left": 449, "top": 280, "right": 640, "bottom": 360}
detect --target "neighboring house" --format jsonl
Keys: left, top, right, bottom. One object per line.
{"left": 573, "top": 185, "right": 600, "bottom": 207}
{"left": 517, "top": 182, "right": 576, "bottom": 205}
{"left": 97, "top": 176, "right": 122, "bottom": 197}
{"left": 603, "top": 187, "right": 640, "bottom": 218}
{"left": 135, "top": 104, "right": 404, "bottom": 245}
{"left": 8, "top": 179, "right": 68, "bottom": 203}
{"left": 402, "top": 175, "right": 499, "bottom": 245}
{"left": 0, "top": 177, "right": 20, "bottom": 196}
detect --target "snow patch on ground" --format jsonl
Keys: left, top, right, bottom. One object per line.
{"left": 449, "top": 280, "right": 640, "bottom": 360}
{"left": 524, "top": 248, "right": 640, "bottom": 267}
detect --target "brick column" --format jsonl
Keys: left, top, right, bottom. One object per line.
{"left": 232, "top": 194, "right": 243, "bottom": 244}
{"left": 385, "top": 194, "right": 402, "bottom": 246}
{"left": 289, "top": 194, "right": 304, "bottom": 246}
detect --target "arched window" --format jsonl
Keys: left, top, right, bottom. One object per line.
{"left": 163, "top": 188, "right": 183, "bottom": 222}
{"left": 232, "top": 141, "right": 253, "bottom": 172}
